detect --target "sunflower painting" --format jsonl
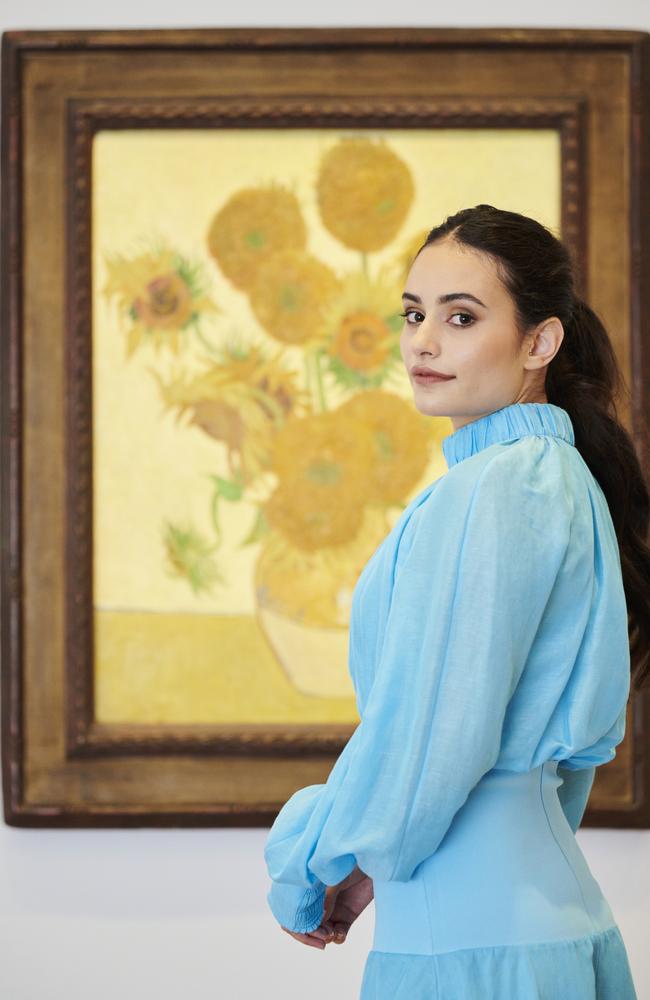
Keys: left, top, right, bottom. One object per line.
{"left": 92, "top": 127, "right": 560, "bottom": 726}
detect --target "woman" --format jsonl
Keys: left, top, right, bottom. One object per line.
{"left": 264, "top": 204, "right": 649, "bottom": 997}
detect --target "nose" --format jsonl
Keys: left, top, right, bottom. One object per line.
{"left": 410, "top": 317, "right": 442, "bottom": 355}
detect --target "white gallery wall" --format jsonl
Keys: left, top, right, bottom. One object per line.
{"left": 1, "top": 2, "right": 649, "bottom": 998}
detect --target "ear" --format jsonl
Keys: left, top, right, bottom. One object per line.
{"left": 525, "top": 317, "right": 564, "bottom": 369}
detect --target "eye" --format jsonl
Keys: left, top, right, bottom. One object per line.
{"left": 400, "top": 309, "right": 476, "bottom": 328}
{"left": 399, "top": 310, "right": 423, "bottom": 325}
{"left": 449, "top": 311, "right": 475, "bottom": 327}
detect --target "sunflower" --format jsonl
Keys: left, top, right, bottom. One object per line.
{"left": 255, "top": 504, "right": 391, "bottom": 627}
{"left": 319, "top": 264, "right": 404, "bottom": 388}
{"left": 149, "top": 341, "right": 310, "bottom": 487}
{"left": 338, "top": 389, "right": 446, "bottom": 505}
{"left": 206, "top": 183, "right": 308, "bottom": 293}
{"left": 316, "top": 137, "right": 415, "bottom": 253}
{"left": 247, "top": 248, "right": 341, "bottom": 347}
{"left": 102, "top": 247, "right": 220, "bottom": 358}
{"left": 264, "top": 410, "right": 375, "bottom": 550}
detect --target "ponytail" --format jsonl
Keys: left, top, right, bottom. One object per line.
{"left": 546, "top": 298, "right": 650, "bottom": 691}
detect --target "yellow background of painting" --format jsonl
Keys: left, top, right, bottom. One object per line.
{"left": 92, "top": 128, "right": 560, "bottom": 724}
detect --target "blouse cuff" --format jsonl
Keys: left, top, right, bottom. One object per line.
{"left": 267, "top": 879, "right": 327, "bottom": 933}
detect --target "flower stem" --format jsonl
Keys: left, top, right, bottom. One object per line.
{"left": 313, "top": 349, "right": 327, "bottom": 412}
{"left": 210, "top": 488, "right": 222, "bottom": 546}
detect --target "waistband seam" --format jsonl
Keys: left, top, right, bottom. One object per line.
{"left": 421, "top": 866, "right": 440, "bottom": 993}
{"left": 369, "top": 923, "right": 622, "bottom": 959}
{"left": 538, "top": 760, "right": 597, "bottom": 936}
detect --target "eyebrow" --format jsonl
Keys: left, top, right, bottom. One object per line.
{"left": 402, "top": 291, "right": 488, "bottom": 309}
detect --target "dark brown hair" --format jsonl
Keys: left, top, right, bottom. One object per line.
{"left": 417, "top": 204, "right": 650, "bottom": 692}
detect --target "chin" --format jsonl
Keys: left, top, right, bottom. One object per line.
{"left": 412, "top": 396, "right": 447, "bottom": 417}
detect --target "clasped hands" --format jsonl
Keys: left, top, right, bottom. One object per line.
{"left": 281, "top": 864, "right": 374, "bottom": 949}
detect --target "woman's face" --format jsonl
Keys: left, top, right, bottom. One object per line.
{"left": 400, "top": 237, "right": 558, "bottom": 431}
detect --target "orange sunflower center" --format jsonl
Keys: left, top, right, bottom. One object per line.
{"left": 335, "top": 311, "right": 391, "bottom": 371}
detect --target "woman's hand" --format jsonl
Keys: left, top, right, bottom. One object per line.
{"left": 318, "top": 870, "right": 374, "bottom": 946}
{"left": 281, "top": 926, "right": 333, "bottom": 950}
{"left": 282, "top": 866, "right": 374, "bottom": 948}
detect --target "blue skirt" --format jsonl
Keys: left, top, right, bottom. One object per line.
{"left": 361, "top": 762, "right": 637, "bottom": 998}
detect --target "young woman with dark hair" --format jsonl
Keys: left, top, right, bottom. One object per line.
{"left": 264, "top": 205, "right": 648, "bottom": 998}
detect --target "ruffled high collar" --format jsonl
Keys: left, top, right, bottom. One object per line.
{"left": 441, "top": 402, "right": 575, "bottom": 469}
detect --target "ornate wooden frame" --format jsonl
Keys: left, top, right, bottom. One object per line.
{"left": 2, "top": 27, "right": 649, "bottom": 826}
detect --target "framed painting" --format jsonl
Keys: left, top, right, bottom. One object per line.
{"left": 1, "top": 27, "right": 649, "bottom": 826}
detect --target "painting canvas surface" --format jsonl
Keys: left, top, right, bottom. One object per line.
{"left": 91, "top": 127, "right": 560, "bottom": 727}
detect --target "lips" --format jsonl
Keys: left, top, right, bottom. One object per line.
{"left": 411, "top": 367, "right": 455, "bottom": 380}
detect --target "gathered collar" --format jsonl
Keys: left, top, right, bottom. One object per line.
{"left": 441, "top": 402, "right": 575, "bottom": 469}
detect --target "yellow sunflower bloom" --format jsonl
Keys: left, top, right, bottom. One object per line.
{"left": 255, "top": 504, "right": 391, "bottom": 627}
{"left": 149, "top": 343, "right": 310, "bottom": 487}
{"left": 102, "top": 247, "right": 220, "bottom": 358}
{"left": 206, "top": 183, "right": 308, "bottom": 293}
{"left": 316, "top": 137, "right": 415, "bottom": 253}
{"left": 319, "top": 264, "right": 404, "bottom": 386}
{"left": 248, "top": 248, "right": 341, "bottom": 347}
{"left": 338, "top": 389, "right": 447, "bottom": 505}
{"left": 265, "top": 410, "right": 375, "bottom": 549}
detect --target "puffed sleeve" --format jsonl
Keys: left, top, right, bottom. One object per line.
{"left": 264, "top": 444, "right": 574, "bottom": 933}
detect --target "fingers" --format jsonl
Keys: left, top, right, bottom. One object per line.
{"left": 281, "top": 927, "right": 326, "bottom": 949}
{"left": 280, "top": 919, "right": 349, "bottom": 948}
{"left": 332, "top": 922, "right": 349, "bottom": 944}
{"left": 311, "top": 920, "right": 349, "bottom": 945}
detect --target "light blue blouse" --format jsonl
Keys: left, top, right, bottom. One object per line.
{"left": 263, "top": 401, "right": 631, "bottom": 936}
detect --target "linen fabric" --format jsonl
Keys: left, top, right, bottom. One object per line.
{"left": 264, "top": 402, "right": 637, "bottom": 998}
